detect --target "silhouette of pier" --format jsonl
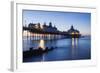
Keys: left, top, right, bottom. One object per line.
{"left": 23, "top": 23, "right": 81, "bottom": 40}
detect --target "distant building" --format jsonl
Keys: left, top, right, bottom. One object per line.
{"left": 28, "top": 23, "right": 41, "bottom": 29}
{"left": 28, "top": 23, "right": 81, "bottom": 38}
{"left": 28, "top": 22, "right": 58, "bottom": 32}
{"left": 43, "top": 22, "right": 58, "bottom": 32}
{"left": 67, "top": 25, "right": 81, "bottom": 38}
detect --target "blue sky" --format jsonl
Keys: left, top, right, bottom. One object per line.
{"left": 23, "top": 10, "right": 91, "bottom": 35}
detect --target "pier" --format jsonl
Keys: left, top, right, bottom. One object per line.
{"left": 23, "top": 23, "right": 81, "bottom": 58}
{"left": 23, "top": 23, "right": 81, "bottom": 40}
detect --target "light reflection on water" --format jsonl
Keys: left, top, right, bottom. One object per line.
{"left": 23, "top": 36, "right": 91, "bottom": 62}
{"left": 39, "top": 39, "right": 45, "bottom": 50}
{"left": 71, "top": 38, "right": 78, "bottom": 59}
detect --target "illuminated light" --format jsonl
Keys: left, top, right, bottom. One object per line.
{"left": 31, "top": 33, "right": 34, "bottom": 36}
{"left": 23, "top": 31, "right": 27, "bottom": 36}
{"left": 39, "top": 39, "right": 45, "bottom": 50}
{"left": 75, "top": 32, "right": 79, "bottom": 35}
{"left": 34, "top": 33, "right": 35, "bottom": 36}
{"left": 71, "top": 32, "right": 75, "bottom": 35}
{"left": 23, "top": 31, "right": 31, "bottom": 36}
{"left": 29, "top": 32, "right": 32, "bottom": 36}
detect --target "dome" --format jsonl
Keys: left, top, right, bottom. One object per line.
{"left": 67, "top": 25, "right": 80, "bottom": 34}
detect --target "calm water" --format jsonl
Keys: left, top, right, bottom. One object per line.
{"left": 23, "top": 37, "right": 91, "bottom": 62}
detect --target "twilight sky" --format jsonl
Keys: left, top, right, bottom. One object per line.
{"left": 23, "top": 10, "right": 91, "bottom": 35}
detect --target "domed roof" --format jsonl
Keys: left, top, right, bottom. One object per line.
{"left": 67, "top": 25, "right": 80, "bottom": 33}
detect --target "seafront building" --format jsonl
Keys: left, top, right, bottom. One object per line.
{"left": 23, "top": 22, "right": 81, "bottom": 40}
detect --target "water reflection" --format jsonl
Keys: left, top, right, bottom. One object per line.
{"left": 72, "top": 38, "right": 75, "bottom": 48}
{"left": 71, "top": 38, "right": 78, "bottom": 48}
{"left": 39, "top": 39, "right": 45, "bottom": 50}
{"left": 39, "top": 39, "right": 45, "bottom": 61}
{"left": 71, "top": 38, "right": 79, "bottom": 59}
{"left": 23, "top": 36, "right": 91, "bottom": 62}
